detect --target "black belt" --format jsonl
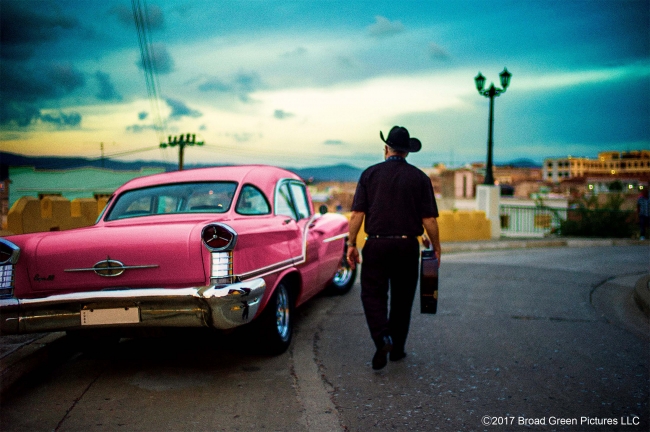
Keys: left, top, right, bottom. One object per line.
{"left": 366, "top": 235, "right": 413, "bottom": 239}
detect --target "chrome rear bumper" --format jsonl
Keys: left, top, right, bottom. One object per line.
{"left": 0, "top": 279, "right": 266, "bottom": 334}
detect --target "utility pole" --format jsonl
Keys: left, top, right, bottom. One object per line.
{"left": 160, "top": 133, "right": 204, "bottom": 170}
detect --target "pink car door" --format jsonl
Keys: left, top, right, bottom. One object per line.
{"left": 275, "top": 181, "right": 325, "bottom": 300}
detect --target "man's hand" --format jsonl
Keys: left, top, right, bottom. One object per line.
{"left": 422, "top": 217, "right": 441, "bottom": 266}
{"left": 346, "top": 211, "right": 365, "bottom": 271}
{"left": 346, "top": 246, "right": 361, "bottom": 270}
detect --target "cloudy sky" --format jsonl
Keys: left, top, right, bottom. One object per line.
{"left": 1, "top": 0, "right": 649, "bottom": 169}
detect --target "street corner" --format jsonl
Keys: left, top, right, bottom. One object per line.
{"left": 633, "top": 274, "right": 650, "bottom": 318}
{"left": 0, "top": 332, "right": 69, "bottom": 398}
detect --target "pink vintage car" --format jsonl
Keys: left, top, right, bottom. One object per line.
{"left": 0, "top": 166, "right": 355, "bottom": 354}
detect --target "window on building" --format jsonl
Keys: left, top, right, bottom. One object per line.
{"left": 94, "top": 193, "right": 111, "bottom": 201}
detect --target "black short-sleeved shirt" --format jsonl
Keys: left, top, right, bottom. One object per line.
{"left": 351, "top": 157, "right": 439, "bottom": 237}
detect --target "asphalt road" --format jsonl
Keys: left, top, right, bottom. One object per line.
{"left": 1, "top": 245, "right": 648, "bottom": 432}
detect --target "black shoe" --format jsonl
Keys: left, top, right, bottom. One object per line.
{"left": 389, "top": 351, "right": 407, "bottom": 362}
{"left": 372, "top": 336, "right": 393, "bottom": 370}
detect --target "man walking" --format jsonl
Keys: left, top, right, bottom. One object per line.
{"left": 346, "top": 126, "right": 441, "bottom": 370}
{"left": 638, "top": 188, "right": 649, "bottom": 240}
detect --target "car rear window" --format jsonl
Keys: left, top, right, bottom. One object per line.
{"left": 105, "top": 182, "right": 238, "bottom": 220}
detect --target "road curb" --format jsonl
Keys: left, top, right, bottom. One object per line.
{"left": 0, "top": 332, "right": 69, "bottom": 398}
{"left": 633, "top": 274, "right": 650, "bottom": 318}
{"left": 442, "top": 237, "right": 647, "bottom": 253}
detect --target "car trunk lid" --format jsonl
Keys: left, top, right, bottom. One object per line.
{"left": 27, "top": 221, "right": 207, "bottom": 295}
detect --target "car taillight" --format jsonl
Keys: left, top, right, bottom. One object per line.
{"left": 0, "top": 240, "right": 19, "bottom": 265}
{"left": 211, "top": 251, "right": 233, "bottom": 285}
{"left": 0, "top": 239, "right": 20, "bottom": 299}
{"left": 201, "top": 224, "right": 237, "bottom": 251}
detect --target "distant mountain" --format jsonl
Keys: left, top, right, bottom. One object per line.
{"left": 0, "top": 152, "right": 177, "bottom": 172}
{"left": 0, "top": 152, "right": 363, "bottom": 183}
{"left": 498, "top": 158, "right": 541, "bottom": 168}
{"left": 290, "top": 164, "right": 362, "bottom": 183}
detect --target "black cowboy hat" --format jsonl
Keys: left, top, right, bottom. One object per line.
{"left": 380, "top": 126, "right": 422, "bottom": 153}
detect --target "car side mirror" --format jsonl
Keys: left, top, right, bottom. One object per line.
{"left": 319, "top": 205, "right": 328, "bottom": 215}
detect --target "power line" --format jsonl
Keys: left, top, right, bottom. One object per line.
{"left": 194, "top": 143, "right": 348, "bottom": 163}
{"left": 132, "top": 0, "right": 167, "bottom": 143}
{"left": 102, "top": 146, "right": 161, "bottom": 159}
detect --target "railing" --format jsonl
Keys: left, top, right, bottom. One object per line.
{"left": 500, "top": 204, "right": 566, "bottom": 237}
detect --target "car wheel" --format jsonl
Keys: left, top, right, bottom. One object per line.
{"left": 326, "top": 252, "right": 357, "bottom": 295}
{"left": 258, "top": 282, "right": 294, "bottom": 355}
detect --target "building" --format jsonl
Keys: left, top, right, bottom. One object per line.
{"left": 543, "top": 150, "right": 650, "bottom": 183}
{"left": 493, "top": 165, "right": 542, "bottom": 186}
{"left": 440, "top": 168, "right": 475, "bottom": 199}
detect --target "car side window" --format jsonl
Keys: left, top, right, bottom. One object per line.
{"left": 124, "top": 196, "right": 153, "bottom": 216}
{"left": 157, "top": 195, "right": 180, "bottom": 213}
{"left": 236, "top": 185, "right": 271, "bottom": 215}
{"left": 275, "top": 183, "right": 297, "bottom": 219}
{"left": 289, "top": 183, "right": 311, "bottom": 220}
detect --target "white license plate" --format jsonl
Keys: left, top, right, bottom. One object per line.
{"left": 81, "top": 307, "right": 140, "bottom": 326}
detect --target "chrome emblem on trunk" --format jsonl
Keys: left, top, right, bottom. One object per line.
{"left": 93, "top": 258, "right": 126, "bottom": 277}
{"left": 65, "top": 256, "right": 158, "bottom": 277}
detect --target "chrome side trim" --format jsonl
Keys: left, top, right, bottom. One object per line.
{"left": 323, "top": 233, "right": 347, "bottom": 243}
{"left": 237, "top": 214, "right": 345, "bottom": 280}
{"left": 292, "top": 213, "right": 320, "bottom": 266}
{"left": 64, "top": 264, "right": 159, "bottom": 273}
{"left": 238, "top": 257, "right": 295, "bottom": 281}
{"left": 236, "top": 214, "right": 315, "bottom": 280}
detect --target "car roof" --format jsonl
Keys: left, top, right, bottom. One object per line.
{"left": 113, "top": 165, "right": 303, "bottom": 197}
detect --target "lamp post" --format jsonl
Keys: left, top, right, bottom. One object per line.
{"left": 160, "top": 133, "right": 204, "bottom": 170}
{"left": 474, "top": 67, "right": 511, "bottom": 185}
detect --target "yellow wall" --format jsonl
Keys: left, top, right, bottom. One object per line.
{"left": 6, "top": 196, "right": 108, "bottom": 235}
{"left": 351, "top": 210, "right": 491, "bottom": 248}
{"left": 5, "top": 197, "right": 491, "bottom": 244}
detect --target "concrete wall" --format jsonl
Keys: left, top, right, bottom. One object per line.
{"left": 6, "top": 196, "right": 108, "bottom": 234}
{"left": 352, "top": 210, "right": 491, "bottom": 248}
{"left": 4, "top": 197, "right": 492, "bottom": 246}
{"left": 437, "top": 210, "right": 491, "bottom": 242}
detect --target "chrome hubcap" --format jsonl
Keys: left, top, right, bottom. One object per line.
{"left": 275, "top": 287, "right": 290, "bottom": 341}
{"left": 332, "top": 263, "right": 352, "bottom": 287}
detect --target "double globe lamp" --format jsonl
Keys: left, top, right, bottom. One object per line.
{"left": 474, "top": 67, "right": 512, "bottom": 185}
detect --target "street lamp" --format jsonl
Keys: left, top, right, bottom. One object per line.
{"left": 474, "top": 67, "right": 511, "bottom": 185}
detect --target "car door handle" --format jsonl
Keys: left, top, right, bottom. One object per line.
{"left": 283, "top": 219, "right": 293, "bottom": 225}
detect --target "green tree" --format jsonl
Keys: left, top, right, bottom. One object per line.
{"left": 608, "top": 180, "right": 624, "bottom": 192}
{"left": 560, "top": 193, "right": 634, "bottom": 238}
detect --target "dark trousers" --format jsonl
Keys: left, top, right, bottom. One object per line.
{"left": 640, "top": 215, "right": 649, "bottom": 238}
{"left": 360, "top": 237, "right": 420, "bottom": 352}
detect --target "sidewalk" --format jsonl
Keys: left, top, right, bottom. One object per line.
{"left": 1, "top": 237, "right": 648, "bottom": 398}
{"left": 441, "top": 236, "right": 647, "bottom": 253}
